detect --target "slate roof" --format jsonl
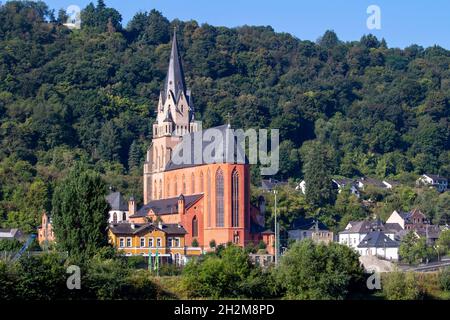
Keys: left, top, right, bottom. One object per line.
{"left": 106, "top": 191, "right": 128, "bottom": 211}
{"left": 384, "top": 223, "right": 403, "bottom": 233}
{"left": 130, "top": 194, "right": 203, "bottom": 218}
{"left": 339, "top": 220, "right": 384, "bottom": 234}
{"left": 163, "top": 29, "right": 187, "bottom": 104}
{"left": 332, "top": 178, "right": 356, "bottom": 187}
{"left": 109, "top": 222, "right": 187, "bottom": 235}
{"left": 357, "top": 177, "right": 386, "bottom": 188}
{"left": 357, "top": 231, "right": 400, "bottom": 248}
{"left": 165, "top": 124, "right": 249, "bottom": 171}
{"left": 0, "top": 228, "right": 23, "bottom": 240}
{"left": 261, "top": 178, "right": 287, "bottom": 191}
{"left": 423, "top": 174, "right": 447, "bottom": 182}
{"left": 290, "top": 217, "right": 328, "bottom": 231}
{"left": 416, "top": 225, "right": 441, "bottom": 239}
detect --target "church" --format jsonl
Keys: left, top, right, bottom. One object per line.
{"left": 103, "top": 30, "right": 267, "bottom": 260}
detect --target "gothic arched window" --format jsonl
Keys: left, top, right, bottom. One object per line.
{"left": 159, "top": 179, "right": 162, "bottom": 199}
{"left": 174, "top": 177, "right": 178, "bottom": 196}
{"left": 113, "top": 212, "right": 117, "bottom": 224}
{"left": 232, "top": 169, "right": 239, "bottom": 227}
{"left": 182, "top": 175, "right": 186, "bottom": 194}
{"left": 215, "top": 168, "right": 224, "bottom": 227}
{"left": 192, "top": 216, "right": 198, "bottom": 237}
{"left": 207, "top": 169, "right": 211, "bottom": 227}
{"left": 200, "top": 171, "right": 204, "bottom": 192}
{"left": 166, "top": 178, "right": 170, "bottom": 197}
{"left": 191, "top": 173, "right": 195, "bottom": 194}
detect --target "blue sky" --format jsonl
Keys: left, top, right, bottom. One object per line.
{"left": 42, "top": 0, "right": 450, "bottom": 49}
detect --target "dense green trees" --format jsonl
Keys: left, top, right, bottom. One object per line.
{"left": 0, "top": 0, "right": 450, "bottom": 232}
{"left": 51, "top": 164, "right": 109, "bottom": 262}
{"left": 275, "top": 240, "right": 365, "bottom": 299}
{"left": 182, "top": 245, "right": 275, "bottom": 298}
{"left": 0, "top": 250, "right": 160, "bottom": 300}
{"left": 399, "top": 231, "right": 431, "bottom": 265}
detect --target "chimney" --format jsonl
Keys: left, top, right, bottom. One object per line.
{"left": 178, "top": 194, "right": 185, "bottom": 215}
{"left": 158, "top": 221, "right": 163, "bottom": 229}
{"left": 131, "top": 223, "right": 135, "bottom": 230}
{"left": 128, "top": 197, "right": 136, "bottom": 216}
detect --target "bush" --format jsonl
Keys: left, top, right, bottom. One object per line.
{"left": 182, "top": 245, "right": 275, "bottom": 299}
{"left": 275, "top": 240, "right": 365, "bottom": 299}
{"left": 15, "top": 253, "right": 67, "bottom": 300}
{"left": 383, "top": 271, "right": 423, "bottom": 300}
{"left": 438, "top": 268, "right": 450, "bottom": 292}
{"left": 0, "top": 239, "right": 23, "bottom": 251}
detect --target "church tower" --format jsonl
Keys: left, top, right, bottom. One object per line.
{"left": 143, "top": 29, "right": 199, "bottom": 204}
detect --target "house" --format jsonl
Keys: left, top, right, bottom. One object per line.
{"left": 106, "top": 190, "right": 131, "bottom": 224}
{"left": 382, "top": 180, "right": 400, "bottom": 189}
{"left": 108, "top": 221, "right": 199, "bottom": 265}
{"left": 402, "top": 208, "right": 430, "bottom": 232}
{"left": 338, "top": 220, "right": 397, "bottom": 249}
{"left": 332, "top": 178, "right": 360, "bottom": 197}
{"left": 417, "top": 174, "right": 448, "bottom": 193}
{"left": 357, "top": 231, "right": 400, "bottom": 261}
{"left": 0, "top": 228, "right": 25, "bottom": 241}
{"left": 288, "top": 217, "right": 334, "bottom": 244}
{"left": 356, "top": 177, "right": 386, "bottom": 190}
{"left": 296, "top": 180, "right": 306, "bottom": 194}
{"left": 261, "top": 178, "right": 287, "bottom": 192}
{"left": 386, "top": 209, "right": 441, "bottom": 243}
{"left": 386, "top": 210, "right": 409, "bottom": 229}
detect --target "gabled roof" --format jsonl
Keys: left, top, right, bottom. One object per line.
{"left": 357, "top": 177, "right": 386, "bottom": 188}
{"left": 290, "top": 217, "right": 328, "bottom": 231}
{"left": 357, "top": 231, "right": 400, "bottom": 248}
{"left": 384, "top": 223, "right": 403, "bottom": 233}
{"left": 131, "top": 193, "right": 203, "bottom": 218}
{"left": 423, "top": 174, "right": 447, "bottom": 182}
{"left": 340, "top": 220, "right": 384, "bottom": 234}
{"left": 164, "top": 124, "right": 249, "bottom": 171}
{"left": 332, "top": 178, "right": 356, "bottom": 187}
{"left": 106, "top": 191, "right": 128, "bottom": 211}
{"left": 109, "top": 222, "right": 187, "bottom": 235}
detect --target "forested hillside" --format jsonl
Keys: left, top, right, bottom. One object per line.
{"left": 1, "top": 1, "right": 449, "bottom": 232}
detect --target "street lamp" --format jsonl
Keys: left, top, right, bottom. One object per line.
{"left": 273, "top": 189, "right": 278, "bottom": 265}
{"left": 434, "top": 244, "right": 440, "bottom": 262}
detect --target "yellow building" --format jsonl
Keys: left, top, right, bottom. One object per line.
{"left": 108, "top": 221, "right": 202, "bottom": 265}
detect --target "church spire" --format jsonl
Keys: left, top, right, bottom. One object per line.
{"left": 164, "top": 27, "right": 186, "bottom": 102}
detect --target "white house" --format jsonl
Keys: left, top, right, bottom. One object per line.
{"left": 386, "top": 210, "right": 408, "bottom": 229}
{"left": 338, "top": 220, "right": 397, "bottom": 249}
{"left": 332, "top": 178, "right": 360, "bottom": 197}
{"left": 416, "top": 174, "right": 448, "bottom": 193}
{"left": 357, "top": 231, "right": 400, "bottom": 261}
{"left": 0, "top": 228, "right": 25, "bottom": 241}
{"left": 106, "top": 191, "right": 133, "bottom": 224}
{"left": 296, "top": 180, "right": 306, "bottom": 194}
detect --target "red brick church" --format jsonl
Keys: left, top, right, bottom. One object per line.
{"left": 127, "top": 30, "right": 266, "bottom": 250}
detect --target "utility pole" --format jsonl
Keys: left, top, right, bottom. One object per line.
{"left": 274, "top": 189, "right": 278, "bottom": 265}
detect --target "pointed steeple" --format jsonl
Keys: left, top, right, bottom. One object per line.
{"left": 164, "top": 27, "right": 186, "bottom": 102}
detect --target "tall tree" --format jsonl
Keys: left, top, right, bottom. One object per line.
{"left": 303, "top": 143, "right": 337, "bottom": 208}
{"left": 52, "top": 163, "right": 109, "bottom": 262}
{"left": 98, "top": 121, "right": 120, "bottom": 162}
